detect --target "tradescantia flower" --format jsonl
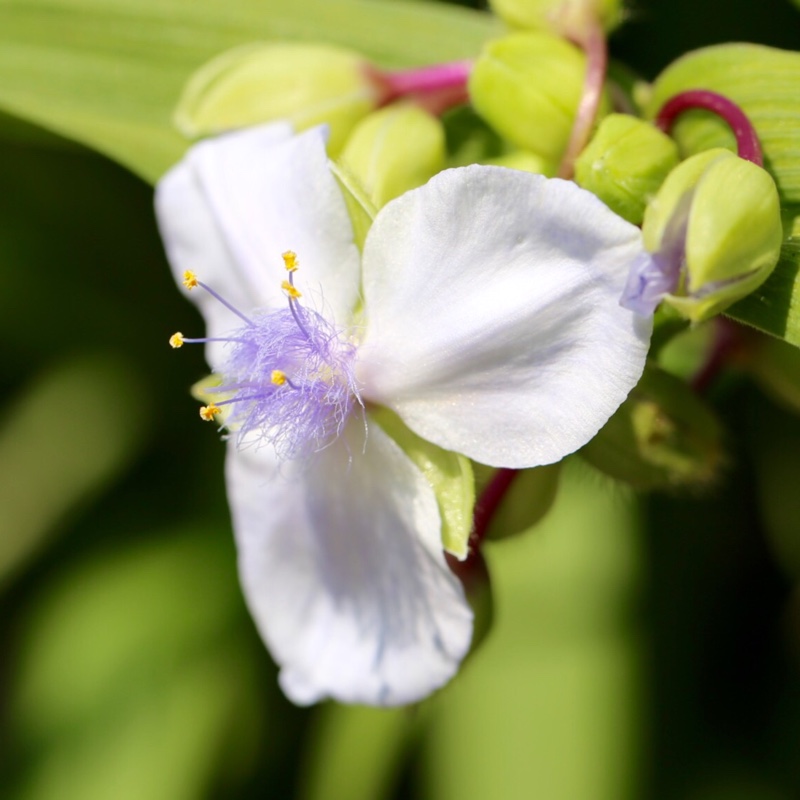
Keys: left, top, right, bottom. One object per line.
{"left": 155, "top": 122, "right": 652, "bottom": 706}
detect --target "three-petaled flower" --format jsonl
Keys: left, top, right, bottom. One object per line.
{"left": 156, "top": 122, "right": 652, "bottom": 706}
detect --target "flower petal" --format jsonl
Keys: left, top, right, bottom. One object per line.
{"left": 357, "top": 166, "right": 652, "bottom": 468}
{"left": 226, "top": 418, "right": 473, "bottom": 706}
{"left": 155, "top": 124, "right": 362, "bottom": 365}
{"left": 155, "top": 124, "right": 292, "bottom": 365}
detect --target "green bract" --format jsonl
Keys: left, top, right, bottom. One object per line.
{"left": 575, "top": 114, "right": 679, "bottom": 224}
{"left": 644, "top": 148, "right": 783, "bottom": 322}
{"left": 174, "top": 42, "right": 381, "bottom": 154}
{"left": 488, "top": 0, "right": 623, "bottom": 35}
{"left": 339, "top": 104, "right": 446, "bottom": 209}
{"left": 469, "top": 32, "right": 596, "bottom": 162}
{"left": 580, "top": 364, "right": 724, "bottom": 490}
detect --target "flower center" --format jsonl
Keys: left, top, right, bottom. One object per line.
{"left": 171, "top": 251, "right": 362, "bottom": 461}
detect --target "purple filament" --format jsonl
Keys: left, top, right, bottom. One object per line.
{"left": 212, "top": 304, "right": 360, "bottom": 461}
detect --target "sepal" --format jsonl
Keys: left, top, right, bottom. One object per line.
{"left": 372, "top": 407, "right": 475, "bottom": 560}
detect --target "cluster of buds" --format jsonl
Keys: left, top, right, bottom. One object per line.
{"left": 170, "top": 0, "right": 791, "bottom": 567}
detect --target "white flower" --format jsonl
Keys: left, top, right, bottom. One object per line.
{"left": 155, "top": 122, "right": 651, "bottom": 706}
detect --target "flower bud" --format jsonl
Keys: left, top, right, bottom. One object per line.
{"left": 469, "top": 32, "right": 604, "bottom": 162}
{"left": 339, "top": 104, "right": 446, "bottom": 209}
{"left": 489, "top": 0, "right": 624, "bottom": 36}
{"left": 487, "top": 149, "right": 557, "bottom": 176}
{"left": 574, "top": 114, "right": 679, "bottom": 224}
{"left": 174, "top": 42, "right": 382, "bottom": 154}
{"left": 622, "top": 148, "right": 783, "bottom": 322}
{"left": 580, "top": 364, "right": 724, "bottom": 490}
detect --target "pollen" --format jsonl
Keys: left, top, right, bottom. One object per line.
{"left": 281, "top": 280, "right": 302, "bottom": 299}
{"left": 169, "top": 332, "right": 185, "bottom": 348}
{"left": 271, "top": 370, "right": 288, "bottom": 386}
{"left": 282, "top": 251, "right": 299, "bottom": 272}
{"left": 182, "top": 270, "right": 199, "bottom": 290}
{"left": 199, "top": 403, "right": 221, "bottom": 421}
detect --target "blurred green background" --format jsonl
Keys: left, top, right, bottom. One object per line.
{"left": 1, "top": 1, "right": 800, "bottom": 798}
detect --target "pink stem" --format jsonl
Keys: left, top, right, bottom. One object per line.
{"left": 378, "top": 60, "right": 472, "bottom": 106}
{"left": 558, "top": 20, "right": 608, "bottom": 179}
{"left": 655, "top": 90, "right": 763, "bottom": 167}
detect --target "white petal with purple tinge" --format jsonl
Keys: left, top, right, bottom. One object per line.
{"left": 156, "top": 123, "right": 361, "bottom": 368}
{"left": 357, "top": 166, "right": 652, "bottom": 469}
{"left": 226, "top": 418, "right": 473, "bottom": 706}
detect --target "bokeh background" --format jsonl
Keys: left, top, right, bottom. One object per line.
{"left": 2, "top": 0, "right": 800, "bottom": 798}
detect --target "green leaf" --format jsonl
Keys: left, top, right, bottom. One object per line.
{"left": 727, "top": 239, "right": 800, "bottom": 346}
{"left": 0, "top": 0, "right": 499, "bottom": 182}
{"left": 371, "top": 407, "right": 474, "bottom": 559}
{"left": 300, "top": 704, "right": 422, "bottom": 800}
{"left": 10, "top": 531, "right": 261, "bottom": 800}
{"left": 0, "top": 355, "right": 149, "bottom": 586}
{"left": 646, "top": 44, "right": 800, "bottom": 204}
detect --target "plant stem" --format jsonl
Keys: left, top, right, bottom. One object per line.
{"left": 655, "top": 90, "right": 763, "bottom": 167}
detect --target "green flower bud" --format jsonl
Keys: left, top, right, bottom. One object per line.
{"left": 574, "top": 114, "right": 679, "bottom": 224}
{"left": 174, "top": 42, "right": 381, "bottom": 154}
{"left": 638, "top": 148, "right": 783, "bottom": 322}
{"left": 489, "top": 0, "right": 624, "bottom": 36}
{"left": 580, "top": 364, "right": 724, "bottom": 490}
{"left": 339, "top": 104, "right": 446, "bottom": 209}
{"left": 469, "top": 32, "right": 604, "bottom": 162}
{"left": 486, "top": 149, "right": 557, "bottom": 176}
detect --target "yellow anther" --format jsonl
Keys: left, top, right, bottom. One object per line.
{"left": 183, "top": 270, "right": 199, "bottom": 290}
{"left": 282, "top": 251, "right": 299, "bottom": 272}
{"left": 169, "top": 332, "right": 185, "bottom": 349}
{"left": 199, "top": 403, "right": 221, "bottom": 421}
{"left": 281, "top": 279, "right": 302, "bottom": 299}
{"left": 271, "top": 370, "right": 288, "bottom": 386}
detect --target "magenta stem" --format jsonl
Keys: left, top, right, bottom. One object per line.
{"left": 655, "top": 90, "right": 763, "bottom": 167}
{"left": 558, "top": 20, "right": 608, "bottom": 179}
{"left": 379, "top": 60, "right": 473, "bottom": 103}
{"left": 469, "top": 467, "right": 518, "bottom": 554}
{"left": 690, "top": 317, "right": 742, "bottom": 394}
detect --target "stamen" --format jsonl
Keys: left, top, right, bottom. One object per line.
{"left": 282, "top": 251, "right": 299, "bottom": 272}
{"left": 197, "top": 279, "right": 254, "bottom": 326}
{"left": 168, "top": 333, "right": 249, "bottom": 348}
{"left": 199, "top": 403, "right": 222, "bottom": 421}
{"left": 188, "top": 250, "right": 362, "bottom": 460}
{"left": 181, "top": 270, "right": 254, "bottom": 326}
{"left": 282, "top": 279, "right": 302, "bottom": 300}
